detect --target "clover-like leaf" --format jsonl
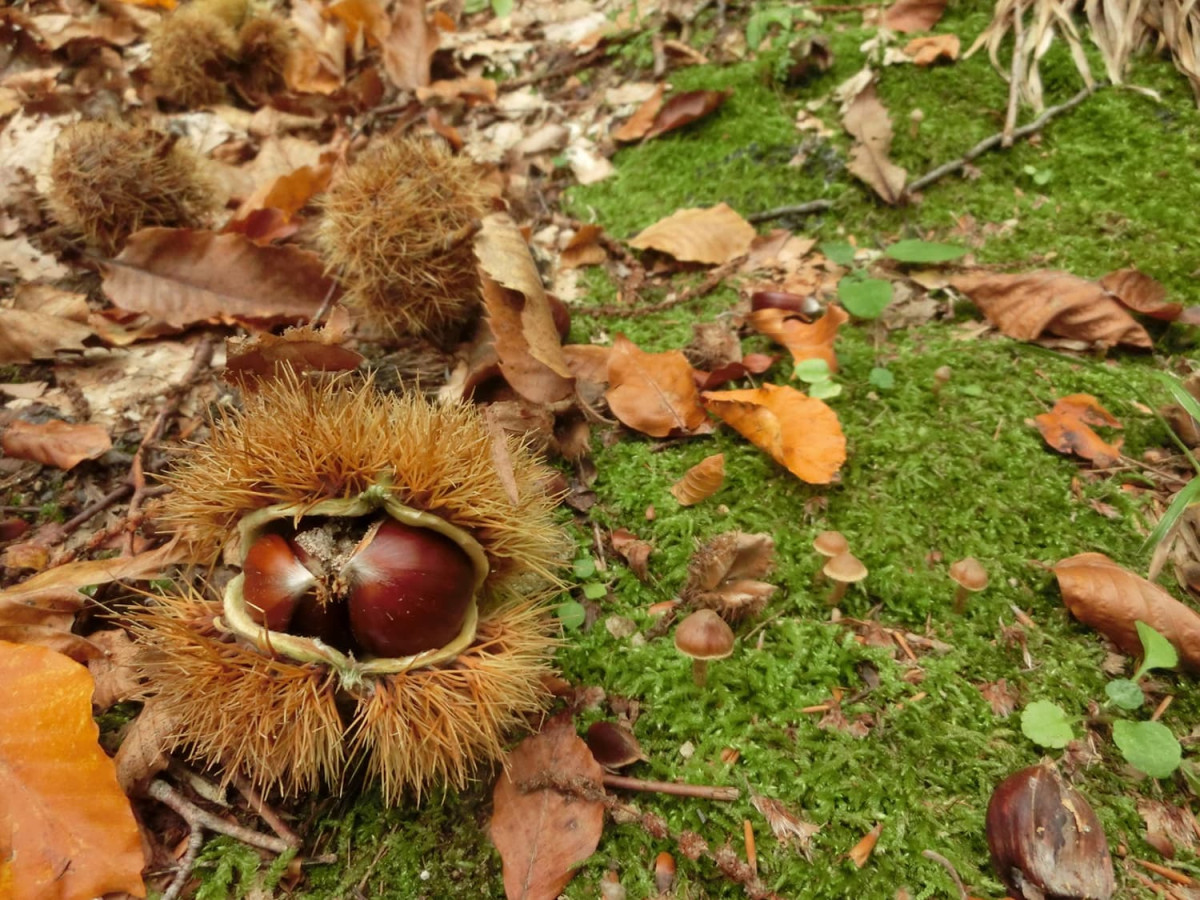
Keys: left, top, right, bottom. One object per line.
{"left": 1104, "top": 678, "right": 1144, "bottom": 711}
{"left": 838, "top": 276, "right": 893, "bottom": 319}
{"left": 885, "top": 239, "right": 966, "bottom": 264}
{"left": 1021, "top": 700, "right": 1075, "bottom": 749}
{"left": 1112, "top": 719, "right": 1182, "bottom": 778}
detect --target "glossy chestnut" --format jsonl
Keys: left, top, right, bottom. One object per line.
{"left": 242, "top": 533, "right": 317, "bottom": 631}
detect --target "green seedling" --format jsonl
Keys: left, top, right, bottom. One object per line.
{"left": 793, "top": 357, "right": 842, "bottom": 399}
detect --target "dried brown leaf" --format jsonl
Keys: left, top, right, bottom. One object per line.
{"left": 560, "top": 225, "right": 608, "bottom": 270}
{"left": 670, "top": 453, "right": 725, "bottom": 506}
{"left": 1, "top": 419, "right": 111, "bottom": 470}
{"left": 951, "top": 270, "right": 1152, "bottom": 348}
{"left": 629, "top": 203, "right": 756, "bottom": 266}
{"left": 0, "top": 625, "right": 103, "bottom": 662}
{"left": 224, "top": 326, "right": 364, "bottom": 390}
{"left": 87, "top": 629, "right": 145, "bottom": 712}
{"left": 843, "top": 83, "right": 906, "bottom": 204}
{"left": 977, "top": 678, "right": 1019, "bottom": 717}
{"left": 883, "top": 0, "right": 947, "bottom": 32}
{"left": 613, "top": 84, "right": 665, "bottom": 142}
{"left": 606, "top": 335, "right": 711, "bottom": 438}
{"left": 695, "top": 354, "right": 776, "bottom": 391}
{"left": 702, "top": 384, "right": 845, "bottom": 484}
{"left": 1034, "top": 394, "right": 1124, "bottom": 467}
{"left": 610, "top": 528, "right": 652, "bottom": 581}
{"left": 100, "top": 228, "right": 337, "bottom": 329}
{"left": 490, "top": 715, "right": 605, "bottom": 900}
{"left": 0, "top": 309, "right": 93, "bottom": 364}
{"left": 1054, "top": 552, "right": 1200, "bottom": 670}
{"left": 904, "top": 33, "right": 959, "bottom": 65}
{"left": 750, "top": 792, "right": 820, "bottom": 860}
{"left": 1100, "top": 268, "right": 1200, "bottom": 323}
{"left": 847, "top": 822, "right": 883, "bottom": 868}
{"left": 682, "top": 531, "right": 778, "bottom": 621}
{"left": 114, "top": 697, "right": 175, "bottom": 796}
{"left": 643, "top": 89, "right": 731, "bottom": 141}
{"left": 476, "top": 213, "right": 575, "bottom": 404}
{"left": 380, "top": 0, "right": 438, "bottom": 90}
{"left": 748, "top": 305, "right": 849, "bottom": 372}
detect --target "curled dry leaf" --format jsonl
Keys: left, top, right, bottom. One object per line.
{"left": 1100, "top": 268, "right": 1200, "bottom": 324}
{"left": 951, "top": 270, "right": 1152, "bottom": 348}
{"left": 87, "top": 629, "right": 146, "bottom": 712}
{"left": 0, "top": 641, "right": 145, "bottom": 898}
{"left": 114, "top": 697, "right": 175, "bottom": 797}
{"left": 847, "top": 822, "right": 883, "bottom": 868}
{"left": 0, "top": 309, "right": 93, "bottom": 365}
{"left": 606, "top": 335, "right": 711, "bottom": 438}
{"left": 702, "top": 384, "right": 845, "bottom": 484}
{"left": 904, "top": 34, "right": 960, "bottom": 65}
{"left": 1034, "top": 394, "right": 1124, "bottom": 467}
{"left": 1, "top": 419, "right": 111, "bottom": 470}
{"left": 224, "top": 325, "right": 364, "bottom": 390}
{"left": 613, "top": 84, "right": 665, "bottom": 142}
{"left": 380, "top": 0, "right": 439, "bottom": 91}
{"left": 100, "top": 228, "right": 337, "bottom": 329}
{"left": 695, "top": 354, "right": 776, "bottom": 390}
{"left": 883, "top": 0, "right": 947, "bottom": 32}
{"left": 476, "top": 213, "right": 575, "bottom": 405}
{"left": 1054, "top": 552, "right": 1200, "bottom": 670}
{"left": 750, "top": 792, "right": 820, "bottom": 861}
{"left": 560, "top": 225, "right": 608, "bottom": 270}
{"left": 490, "top": 715, "right": 605, "bottom": 900}
{"left": 629, "top": 203, "right": 756, "bottom": 266}
{"left": 842, "top": 82, "right": 906, "bottom": 205}
{"left": 682, "top": 531, "right": 778, "bottom": 621}
{"left": 642, "top": 89, "right": 731, "bottom": 141}
{"left": 671, "top": 453, "right": 725, "bottom": 505}
{"left": 610, "top": 528, "right": 653, "bottom": 580}
{"left": 748, "top": 305, "right": 849, "bottom": 372}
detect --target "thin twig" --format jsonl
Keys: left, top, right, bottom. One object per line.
{"left": 60, "top": 482, "right": 133, "bottom": 536}
{"left": 601, "top": 773, "right": 740, "bottom": 801}
{"left": 160, "top": 827, "right": 205, "bottom": 900}
{"left": 1002, "top": 3, "right": 1025, "bottom": 146}
{"left": 921, "top": 849, "right": 968, "bottom": 900}
{"left": 148, "top": 779, "right": 292, "bottom": 855}
{"left": 582, "top": 255, "right": 746, "bottom": 318}
{"left": 905, "top": 85, "right": 1098, "bottom": 196}
{"left": 231, "top": 773, "right": 302, "bottom": 847}
{"left": 745, "top": 199, "right": 834, "bottom": 224}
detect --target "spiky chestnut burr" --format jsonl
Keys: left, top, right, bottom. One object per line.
{"left": 46, "top": 121, "right": 217, "bottom": 254}
{"left": 319, "top": 137, "right": 492, "bottom": 343}
{"left": 232, "top": 14, "right": 293, "bottom": 98}
{"left": 134, "top": 375, "right": 569, "bottom": 802}
{"left": 148, "top": 0, "right": 241, "bottom": 108}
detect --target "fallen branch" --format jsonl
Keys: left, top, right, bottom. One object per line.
{"left": 602, "top": 773, "right": 740, "bottom": 801}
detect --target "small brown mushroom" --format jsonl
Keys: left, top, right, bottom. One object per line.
{"left": 674, "top": 609, "right": 734, "bottom": 687}
{"left": 950, "top": 557, "right": 988, "bottom": 613}
{"left": 813, "top": 531, "right": 850, "bottom": 559}
{"left": 824, "top": 552, "right": 867, "bottom": 606}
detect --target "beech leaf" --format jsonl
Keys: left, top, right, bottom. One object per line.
{"left": 842, "top": 83, "right": 906, "bottom": 204}
{"left": 1100, "top": 268, "right": 1200, "bottom": 324}
{"left": 1054, "top": 552, "right": 1200, "bottom": 670}
{"left": 490, "top": 715, "right": 604, "bottom": 900}
{"left": 952, "top": 270, "right": 1152, "bottom": 348}
{"left": 1, "top": 419, "right": 111, "bottom": 470}
{"left": 0, "top": 309, "right": 93, "bottom": 365}
{"left": 1034, "top": 394, "right": 1124, "bottom": 467}
{"left": 613, "top": 84, "right": 665, "bottom": 142}
{"left": 629, "top": 203, "right": 756, "bottom": 266}
{"left": 747, "top": 305, "right": 849, "bottom": 372}
{"left": 0, "top": 641, "right": 146, "bottom": 899}
{"left": 670, "top": 453, "right": 725, "bottom": 506}
{"left": 702, "top": 384, "right": 845, "bottom": 484}
{"left": 883, "top": 0, "right": 947, "bottom": 32}
{"left": 606, "top": 335, "right": 711, "bottom": 438}
{"left": 682, "top": 531, "right": 778, "bottom": 621}
{"left": 100, "top": 228, "right": 337, "bottom": 329}
{"left": 642, "top": 89, "right": 731, "bottom": 141}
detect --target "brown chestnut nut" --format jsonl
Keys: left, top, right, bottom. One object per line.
{"left": 242, "top": 533, "right": 317, "bottom": 631}
{"left": 343, "top": 518, "right": 476, "bottom": 657}
{"left": 288, "top": 591, "right": 357, "bottom": 654}
{"left": 985, "top": 762, "right": 1114, "bottom": 900}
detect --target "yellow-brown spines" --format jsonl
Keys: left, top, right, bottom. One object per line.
{"left": 319, "top": 137, "right": 492, "bottom": 341}
{"left": 47, "top": 121, "right": 217, "bottom": 254}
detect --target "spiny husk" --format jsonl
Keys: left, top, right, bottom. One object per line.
{"left": 234, "top": 14, "right": 293, "bottom": 98}
{"left": 47, "top": 121, "right": 217, "bottom": 254}
{"left": 319, "top": 137, "right": 491, "bottom": 341}
{"left": 160, "top": 375, "right": 568, "bottom": 586}
{"left": 149, "top": 6, "right": 239, "bottom": 107}
{"left": 130, "top": 583, "right": 558, "bottom": 801}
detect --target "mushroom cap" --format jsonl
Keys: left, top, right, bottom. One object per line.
{"left": 949, "top": 557, "right": 988, "bottom": 591}
{"left": 823, "top": 552, "right": 867, "bottom": 583}
{"left": 674, "top": 609, "right": 735, "bottom": 661}
{"left": 813, "top": 530, "right": 849, "bottom": 558}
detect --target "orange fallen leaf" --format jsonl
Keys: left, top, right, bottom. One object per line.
{"left": 1055, "top": 552, "right": 1200, "bottom": 670}
{"left": 560, "top": 225, "right": 608, "bottom": 270}
{"left": 606, "top": 335, "right": 711, "bottom": 438}
{"left": 490, "top": 715, "right": 604, "bottom": 900}
{"left": 847, "top": 822, "right": 883, "bottom": 868}
{"left": 1, "top": 419, "right": 111, "bottom": 470}
{"left": 1034, "top": 394, "right": 1123, "bottom": 467}
{"left": 702, "top": 384, "right": 845, "bottom": 484}
{"left": 884, "top": 0, "right": 947, "bottom": 31}
{"left": 904, "top": 34, "right": 959, "bottom": 65}
{"left": 671, "top": 453, "right": 725, "bottom": 505}
{"left": 629, "top": 203, "right": 756, "bottom": 266}
{"left": 613, "top": 84, "right": 665, "bottom": 142}
{"left": 232, "top": 161, "right": 333, "bottom": 226}
{"left": 100, "top": 228, "right": 337, "bottom": 329}
{"left": 748, "top": 305, "right": 849, "bottom": 372}
{"left": 951, "top": 270, "right": 1152, "bottom": 348}
{"left": 0, "top": 641, "right": 146, "bottom": 898}
{"left": 695, "top": 353, "right": 776, "bottom": 390}
{"left": 643, "top": 89, "right": 731, "bottom": 141}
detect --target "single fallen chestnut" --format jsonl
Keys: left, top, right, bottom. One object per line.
{"left": 985, "top": 761, "right": 1115, "bottom": 900}
{"left": 133, "top": 374, "right": 569, "bottom": 802}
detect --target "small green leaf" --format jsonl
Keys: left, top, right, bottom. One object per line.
{"left": 1033, "top": 169, "right": 1053, "bottom": 186}
{"left": 491, "top": 0, "right": 514, "bottom": 16}
{"left": 808, "top": 380, "right": 842, "bottom": 400}
{"left": 557, "top": 600, "right": 586, "bottom": 630}
{"left": 1021, "top": 700, "right": 1075, "bottom": 749}
{"left": 1133, "top": 621, "right": 1179, "bottom": 679}
{"left": 1104, "top": 678, "right": 1144, "bottom": 711}
{"left": 960, "top": 384, "right": 985, "bottom": 397}
{"left": 884, "top": 240, "right": 967, "bottom": 264}
{"left": 583, "top": 581, "right": 608, "bottom": 600}
{"left": 820, "top": 241, "right": 857, "bottom": 266}
{"left": 838, "top": 277, "right": 893, "bottom": 319}
{"left": 572, "top": 557, "right": 596, "bottom": 579}
{"left": 868, "top": 367, "right": 895, "bottom": 391}
{"left": 1112, "top": 719, "right": 1182, "bottom": 778}
{"left": 793, "top": 358, "right": 832, "bottom": 383}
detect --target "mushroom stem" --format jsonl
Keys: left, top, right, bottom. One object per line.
{"left": 692, "top": 658, "right": 709, "bottom": 687}
{"left": 827, "top": 582, "right": 849, "bottom": 606}
{"left": 953, "top": 585, "right": 969, "bottom": 614}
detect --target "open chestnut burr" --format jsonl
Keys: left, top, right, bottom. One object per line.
{"left": 132, "top": 374, "right": 569, "bottom": 802}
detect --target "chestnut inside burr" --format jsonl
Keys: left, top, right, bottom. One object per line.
{"left": 241, "top": 514, "right": 477, "bottom": 658}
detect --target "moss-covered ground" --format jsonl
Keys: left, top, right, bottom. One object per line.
{"left": 199, "top": 1, "right": 1200, "bottom": 897}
